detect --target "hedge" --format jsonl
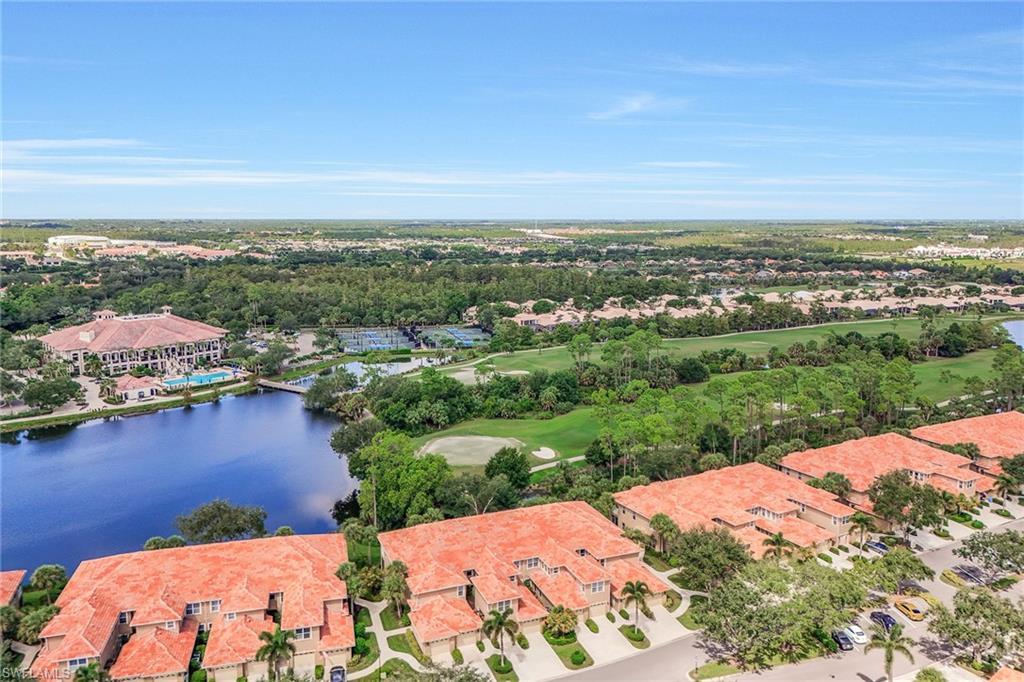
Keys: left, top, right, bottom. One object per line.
{"left": 585, "top": 618, "right": 599, "bottom": 633}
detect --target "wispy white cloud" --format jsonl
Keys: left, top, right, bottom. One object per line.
{"left": 586, "top": 92, "right": 690, "bottom": 120}
{"left": 638, "top": 161, "right": 741, "bottom": 169}
{"left": 3, "top": 138, "right": 143, "bottom": 151}
{"left": 653, "top": 58, "right": 798, "bottom": 77}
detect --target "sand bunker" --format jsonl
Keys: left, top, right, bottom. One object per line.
{"left": 532, "top": 447, "right": 556, "bottom": 460}
{"left": 419, "top": 435, "right": 524, "bottom": 466}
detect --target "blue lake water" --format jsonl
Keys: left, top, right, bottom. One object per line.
{"left": 1004, "top": 320, "right": 1024, "bottom": 347}
{"left": 0, "top": 390, "right": 355, "bottom": 573}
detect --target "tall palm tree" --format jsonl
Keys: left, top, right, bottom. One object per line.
{"left": 864, "top": 623, "right": 914, "bottom": 682}
{"left": 762, "top": 533, "right": 794, "bottom": 562}
{"left": 620, "top": 580, "right": 651, "bottom": 637}
{"left": 850, "top": 512, "right": 876, "bottom": 557}
{"left": 255, "top": 625, "right": 296, "bottom": 681}
{"left": 482, "top": 607, "right": 518, "bottom": 667}
{"left": 382, "top": 561, "right": 409, "bottom": 618}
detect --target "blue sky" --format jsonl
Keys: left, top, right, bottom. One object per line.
{"left": 3, "top": 2, "right": 1022, "bottom": 219}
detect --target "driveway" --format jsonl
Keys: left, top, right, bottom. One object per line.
{"left": 509, "top": 631, "right": 567, "bottom": 681}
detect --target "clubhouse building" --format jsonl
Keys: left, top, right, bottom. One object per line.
{"left": 911, "top": 411, "right": 1024, "bottom": 477}
{"left": 378, "top": 501, "right": 669, "bottom": 660}
{"left": 40, "top": 307, "right": 227, "bottom": 376}
{"left": 31, "top": 535, "right": 354, "bottom": 681}
{"left": 613, "top": 463, "right": 855, "bottom": 559}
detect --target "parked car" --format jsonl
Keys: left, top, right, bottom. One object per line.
{"left": 865, "top": 540, "right": 890, "bottom": 554}
{"left": 844, "top": 624, "right": 868, "bottom": 644}
{"left": 894, "top": 600, "right": 926, "bottom": 622}
{"left": 330, "top": 667, "right": 346, "bottom": 682}
{"left": 952, "top": 566, "right": 985, "bottom": 585}
{"left": 832, "top": 630, "right": 854, "bottom": 652}
{"left": 870, "top": 611, "right": 897, "bottom": 631}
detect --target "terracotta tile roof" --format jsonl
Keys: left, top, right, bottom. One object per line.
{"left": 912, "top": 412, "right": 1024, "bottom": 457}
{"left": 109, "top": 619, "right": 197, "bottom": 680}
{"left": 32, "top": 534, "right": 347, "bottom": 673}
{"left": 471, "top": 573, "right": 520, "bottom": 605}
{"left": 781, "top": 433, "right": 976, "bottom": 493}
{"left": 528, "top": 570, "right": 590, "bottom": 611}
{"left": 35, "top": 591, "right": 120, "bottom": 670}
{"left": 115, "top": 375, "right": 161, "bottom": 392}
{"left": 514, "top": 584, "right": 547, "bottom": 622}
{"left": 991, "top": 668, "right": 1024, "bottom": 682}
{"left": 602, "top": 558, "right": 671, "bottom": 600}
{"left": 202, "top": 614, "right": 275, "bottom": 668}
{"left": 379, "top": 502, "right": 640, "bottom": 596}
{"left": 614, "top": 463, "right": 853, "bottom": 555}
{"left": 319, "top": 607, "right": 356, "bottom": 651}
{"left": 409, "top": 595, "right": 481, "bottom": 644}
{"left": 41, "top": 312, "right": 226, "bottom": 352}
{"left": 0, "top": 570, "right": 25, "bottom": 606}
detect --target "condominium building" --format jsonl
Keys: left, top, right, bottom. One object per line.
{"left": 613, "top": 463, "right": 855, "bottom": 559}
{"left": 40, "top": 307, "right": 227, "bottom": 375}
{"left": 377, "top": 502, "right": 669, "bottom": 660}
{"left": 31, "top": 535, "right": 354, "bottom": 681}
{"left": 911, "top": 412, "right": 1024, "bottom": 477}
{"left": 779, "top": 433, "right": 993, "bottom": 517}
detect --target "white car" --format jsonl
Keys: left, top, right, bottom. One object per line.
{"left": 844, "top": 624, "right": 868, "bottom": 645}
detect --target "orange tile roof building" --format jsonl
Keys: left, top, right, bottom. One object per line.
{"left": 40, "top": 307, "right": 227, "bottom": 376}
{"left": 911, "top": 412, "right": 1024, "bottom": 477}
{"left": 0, "top": 569, "right": 26, "bottom": 607}
{"left": 378, "top": 502, "right": 668, "bottom": 660}
{"left": 612, "top": 463, "right": 855, "bottom": 559}
{"left": 780, "top": 433, "right": 993, "bottom": 517}
{"left": 31, "top": 535, "right": 354, "bottom": 682}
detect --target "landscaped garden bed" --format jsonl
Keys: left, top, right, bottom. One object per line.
{"left": 678, "top": 594, "right": 706, "bottom": 630}
{"left": 380, "top": 603, "right": 411, "bottom": 630}
{"left": 486, "top": 654, "right": 519, "bottom": 682}
{"left": 618, "top": 625, "right": 650, "bottom": 649}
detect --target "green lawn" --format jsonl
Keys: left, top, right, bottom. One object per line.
{"left": 677, "top": 595, "right": 706, "bottom": 630}
{"left": 442, "top": 315, "right": 1018, "bottom": 377}
{"left": 486, "top": 654, "right": 520, "bottom": 682}
{"left": 386, "top": 631, "right": 430, "bottom": 665}
{"left": 618, "top": 624, "right": 650, "bottom": 649}
{"left": 379, "top": 603, "right": 410, "bottom": 631}
{"left": 691, "top": 661, "right": 740, "bottom": 680}
{"left": 547, "top": 637, "right": 594, "bottom": 670}
{"left": 347, "top": 632, "right": 380, "bottom": 673}
{"left": 379, "top": 659, "right": 416, "bottom": 677}
{"left": 412, "top": 407, "right": 599, "bottom": 467}
{"left": 348, "top": 539, "right": 382, "bottom": 567}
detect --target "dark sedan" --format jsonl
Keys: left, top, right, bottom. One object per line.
{"left": 870, "top": 611, "right": 897, "bottom": 632}
{"left": 832, "top": 630, "right": 854, "bottom": 652}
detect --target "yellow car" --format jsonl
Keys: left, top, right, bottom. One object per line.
{"left": 894, "top": 600, "right": 925, "bottom": 622}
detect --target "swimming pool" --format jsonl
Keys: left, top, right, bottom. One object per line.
{"left": 163, "top": 370, "right": 233, "bottom": 387}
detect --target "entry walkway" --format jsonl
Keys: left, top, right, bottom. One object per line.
{"left": 348, "top": 598, "right": 427, "bottom": 680}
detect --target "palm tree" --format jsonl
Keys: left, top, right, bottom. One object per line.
{"left": 482, "top": 607, "right": 518, "bottom": 667}
{"left": 864, "top": 623, "right": 914, "bottom": 682}
{"left": 994, "top": 473, "right": 1018, "bottom": 499}
{"left": 99, "top": 376, "right": 116, "bottom": 400}
{"left": 850, "top": 512, "right": 876, "bottom": 557}
{"left": 255, "top": 625, "right": 296, "bottom": 681}
{"left": 762, "top": 532, "right": 794, "bottom": 562}
{"left": 620, "top": 580, "right": 651, "bottom": 637}
{"left": 382, "top": 561, "right": 409, "bottom": 619}
{"left": 649, "top": 513, "right": 680, "bottom": 555}
{"left": 29, "top": 564, "right": 66, "bottom": 605}
{"left": 73, "top": 662, "right": 110, "bottom": 682}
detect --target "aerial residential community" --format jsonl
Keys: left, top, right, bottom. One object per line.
{"left": 2, "top": 2, "right": 1023, "bottom": 682}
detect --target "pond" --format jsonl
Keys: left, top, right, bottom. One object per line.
{"left": 1004, "top": 319, "right": 1024, "bottom": 347}
{"left": 0, "top": 389, "right": 355, "bottom": 573}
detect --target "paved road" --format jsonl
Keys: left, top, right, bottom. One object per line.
{"left": 563, "top": 517, "right": 1024, "bottom": 682}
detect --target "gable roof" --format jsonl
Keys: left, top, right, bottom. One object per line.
{"left": 109, "top": 619, "right": 198, "bottom": 680}
{"left": 780, "top": 433, "right": 976, "bottom": 492}
{"left": 912, "top": 412, "right": 1024, "bottom": 458}
{"left": 202, "top": 614, "right": 275, "bottom": 668}
{"left": 32, "top": 535, "right": 347, "bottom": 675}
{"left": 0, "top": 570, "right": 25, "bottom": 606}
